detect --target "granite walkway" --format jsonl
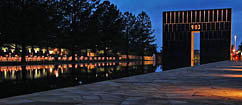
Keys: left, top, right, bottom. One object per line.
{"left": 1, "top": 61, "right": 242, "bottom": 105}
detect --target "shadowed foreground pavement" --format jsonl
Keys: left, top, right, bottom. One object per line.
{"left": 1, "top": 61, "right": 242, "bottom": 105}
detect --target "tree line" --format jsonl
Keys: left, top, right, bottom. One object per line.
{"left": 0, "top": 0, "right": 157, "bottom": 63}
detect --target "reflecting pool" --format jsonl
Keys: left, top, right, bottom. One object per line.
{"left": 0, "top": 61, "right": 161, "bottom": 98}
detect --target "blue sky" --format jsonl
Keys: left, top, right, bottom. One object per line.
{"left": 107, "top": 0, "right": 242, "bottom": 51}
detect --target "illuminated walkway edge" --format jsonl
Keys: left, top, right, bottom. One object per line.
{"left": 1, "top": 61, "right": 242, "bottom": 105}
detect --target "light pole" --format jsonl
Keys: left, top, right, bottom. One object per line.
{"left": 235, "top": 35, "right": 237, "bottom": 52}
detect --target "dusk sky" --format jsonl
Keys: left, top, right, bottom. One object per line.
{"left": 107, "top": 0, "right": 242, "bottom": 51}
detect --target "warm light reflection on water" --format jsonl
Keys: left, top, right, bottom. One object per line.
{"left": 0, "top": 61, "right": 160, "bottom": 98}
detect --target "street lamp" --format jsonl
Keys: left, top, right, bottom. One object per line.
{"left": 234, "top": 35, "right": 237, "bottom": 51}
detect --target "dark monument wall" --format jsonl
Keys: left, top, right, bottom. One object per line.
{"left": 163, "top": 9, "right": 232, "bottom": 70}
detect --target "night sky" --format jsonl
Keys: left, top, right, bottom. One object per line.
{"left": 107, "top": 0, "right": 242, "bottom": 52}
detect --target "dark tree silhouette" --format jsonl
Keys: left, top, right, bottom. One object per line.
{"left": 0, "top": 0, "right": 157, "bottom": 63}
{"left": 238, "top": 43, "right": 242, "bottom": 51}
{"left": 122, "top": 12, "right": 137, "bottom": 60}
{"left": 136, "top": 11, "right": 156, "bottom": 57}
{"left": 0, "top": 0, "right": 58, "bottom": 64}
{"left": 57, "top": 0, "right": 100, "bottom": 61}
{"left": 92, "top": 1, "right": 123, "bottom": 60}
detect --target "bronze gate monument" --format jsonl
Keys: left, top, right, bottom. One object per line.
{"left": 163, "top": 8, "right": 232, "bottom": 70}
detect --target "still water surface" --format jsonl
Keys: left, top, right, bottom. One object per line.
{"left": 0, "top": 61, "right": 161, "bottom": 98}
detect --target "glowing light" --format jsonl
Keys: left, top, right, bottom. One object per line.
{"left": 144, "top": 56, "right": 154, "bottom": 61}
{"left": 49, "top": 51, "right": 53, "bottom": 54}
{"left": 4, "top": 70, "right": 7, "bottom": 79}
{"left": 210, "top": 74, "right": 242, "bottom": 78}
{"left": 75, "top": 64, "right": 78, "bottom": 68}
{"left": 50, "top": 68, "right": 53, "bottom": 73}
{"left": 221, "top": 68, "right": 242, "bottom": 71}
{"left": 85, "top": 57, "right": 88, "bottom": 60}
{"left": 68, "top": 64, "right": 72, "bottom": 68}
{"left": 54, "top": 71, "right": 59, "bottom": 77}
{"left": 80, "top": 56, "right": 84, "bottom": 60}
{"left": 235, "top": 56, "right": 239, "bottom": 61}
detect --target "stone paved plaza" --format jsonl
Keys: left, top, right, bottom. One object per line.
{"left": 1, "top": 61, "right": 242, "bottom": 105}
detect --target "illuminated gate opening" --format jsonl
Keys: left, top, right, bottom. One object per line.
{"left": 163, "top": 8, "right": 232, "bottom": 70}
{"left": 191, "top": 31, "right": 200, "bottom": 66}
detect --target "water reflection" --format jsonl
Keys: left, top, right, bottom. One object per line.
{"left": 0, "top": 61, "right": 160, "bottom": 98}
{"left": 155, "top": 65, "right": 163, "bottom": 72}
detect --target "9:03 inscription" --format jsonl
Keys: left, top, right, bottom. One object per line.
{"left": 191, "top": 25, "right": 200, "bottom": 30}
